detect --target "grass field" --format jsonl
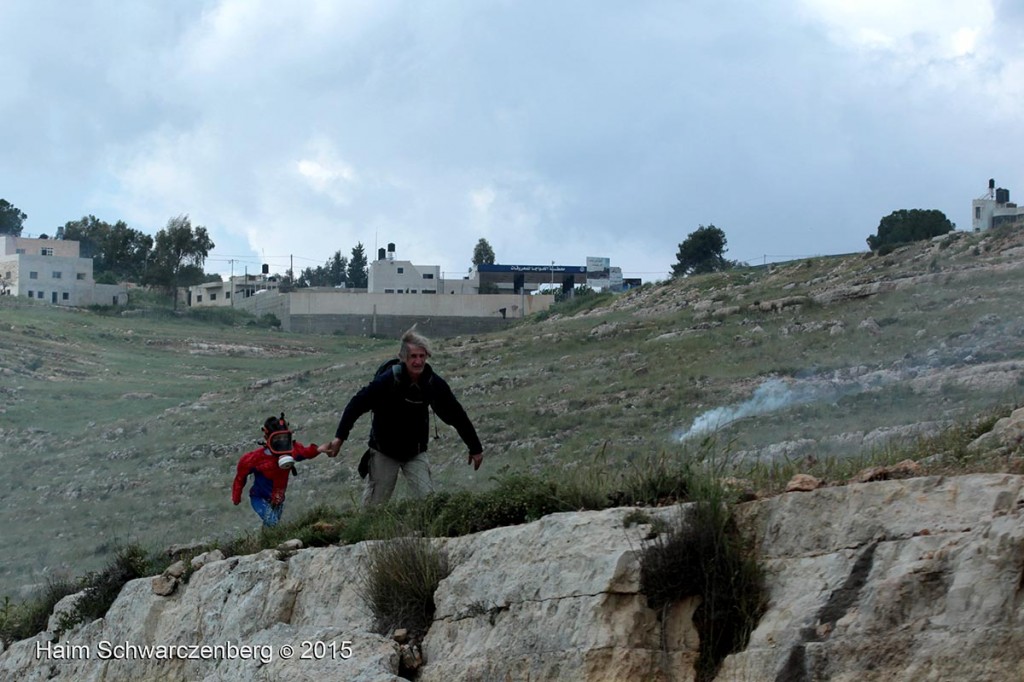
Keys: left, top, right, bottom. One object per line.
{"left": 2, "top": 227, "right": 1024, "bottom": 600}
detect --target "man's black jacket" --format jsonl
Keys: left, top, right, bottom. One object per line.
{"left": 334, "top": 362, "right": 482, "bottom": 462}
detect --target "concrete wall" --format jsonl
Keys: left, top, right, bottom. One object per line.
{"left": 288, "top": 290, "right": 549, "bottom": 317}
{"left": 232, "top": 290, "right": 290, "bottom": 321}
{"left": 239, "top": 289, "right": 554, "bottom": 337}
{"left": 288, "top": 312, "right": 516, "bottom": 337}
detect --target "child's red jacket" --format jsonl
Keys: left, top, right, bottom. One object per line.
{"left": 232, "top": 442, "right": 320, "bottom": 506}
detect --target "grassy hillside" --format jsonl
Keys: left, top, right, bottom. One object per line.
{"left": 2, "top": 226, "right": 1024, "bottom": 599}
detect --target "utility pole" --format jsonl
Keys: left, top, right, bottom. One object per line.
{"left": 229, "top": 259, "right": 235, "bottom": 307}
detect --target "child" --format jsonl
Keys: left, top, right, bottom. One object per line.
{"left": 232, "top": 414, "right": 328, "bottom": 527}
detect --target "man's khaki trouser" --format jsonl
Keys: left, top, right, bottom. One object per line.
{"left": 362, "top": 447, "right": 434, "bottom": 507}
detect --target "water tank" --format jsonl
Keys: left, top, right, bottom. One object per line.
{"left": 378, "top": 247, "right": 386, "bottom": 261}
{"left": 387, "top": 243, "right": 396, "bottom": 261}
{"left": 996, "top": 188, "right": 1010, "bottom": 204}
{"left": 989, "top": 178, "right": 996, "bottom": 190}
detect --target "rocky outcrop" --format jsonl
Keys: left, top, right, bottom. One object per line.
{"left": 4, "top": 474, "right": 1024, "bottom": 681}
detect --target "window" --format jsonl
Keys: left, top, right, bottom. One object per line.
{"left": 29, "top": 271, "right": 38, "bottom": 280}
{"left": 15, "top": 248, "right": 25, "bottom": 254}
{"left": 225, "top": 291, "right": 231, "bottom": 299}
{"left": 37, "top": 291, "right": 44, "bottom": 299}
{"left": 210, "top": 293, "right": 217, "bottom": 301}
{"left": 52, "top": 271, "right": 62, "bottom": 279}
{"left": 4, "top": 271, "right": 9, "bottom": 279}
{"left": 41, "top": 248, "right": 54, "bottom": 256}
{"left": 62, "top": 292, "right": 69, "bottom": 301}
{"left": 422, "top": 273, "right": 434, "bottom": 279}
{"left": 397, "top": 267, "right": 404, "bottom": 274}
{"left": 384, "top": 289, "right": 395, "bottom": 293}
{"left": 422, "top": 289, "right": 436, "bottom": 294}
{"left": 25, "top": 290, "right": 32, "bottom": 297}
{"left": 76, "top": 273, "right": 86, "bottom": 280}
{"left": 196, "top": 295, "right": 203, "bottom": 303}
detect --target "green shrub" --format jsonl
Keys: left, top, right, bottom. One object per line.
{"left": 612, "top": 451, "right": 693, "bottom": 507}
{"left": 1, "top": 545, "right": 154, "bottom": 644}
{"left": 254, "top": 313, "right": 282, "bottom": 328}
{"left": 639, "top": 476, "right": 765, "bottom": 682}
{"left": 429, "top": 475, "right": 566, "bottom": 536}
{"left": 60, "top": 545, "right": 154, "bottom": 635}
{"left": 0, "top": 577, "right": 78, "bottom": 645}
{"left": 186, "top": 307, "right": 256, "bottom": 326}
{"left": 359, "top": 535, "right": 450, "bottom": 638}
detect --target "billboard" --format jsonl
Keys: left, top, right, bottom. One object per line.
{"left": 477, "top": 264, "right": 587, "bottom": 274}
{"left": 587, "top": 256, "right": 611, "bottom": 290}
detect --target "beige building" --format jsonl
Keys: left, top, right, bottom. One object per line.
{"left": 188, "top": 273, "right": 283, "bottom": 307}
{"left": 368, "top": 243, "right": 442, "bottom": 294}
{"left": 0, "top": 235, "right": 127, "bottom": 306}
{"left": 185, "top": 241, "right": 573, "bottom": 336}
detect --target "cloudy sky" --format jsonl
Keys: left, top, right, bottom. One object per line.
{"left": 1, "top": 0, "right": 1021, "bottom": 282}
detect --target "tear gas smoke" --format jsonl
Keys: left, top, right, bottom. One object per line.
{"left": 674, "top": 378, "right": 847, "bottom": 442}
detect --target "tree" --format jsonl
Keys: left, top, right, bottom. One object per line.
{"left": 298, "top": 249, "right": 349, "bottom": 288}
{"left": 867, "top": 209, "right": 954, "bottom": 253}
{"left": 347, "top": 242, "right": 368, "bottom": 289}
{"left": 328, "top": 250, "right": 349, "bottom": 287}
{"left": 57, "top": 216, "right": 153, "bottom": 282}
{"left": 672, "top": 224, "right": 732, "bottom": 277}
{"left": 0, "top": 199, "right": 27, "bottom": 236}
{"left": 472, "top": 238, "right": 496, "bottom": 266}
{"left": 145, "top": 215, "right": 215, "bottom": 309}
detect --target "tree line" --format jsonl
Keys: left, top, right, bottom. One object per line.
{"left": 5, "top": 192, "right": 957, "bottom": 292}
{"left": 0, "top": 198, "right": 375, "bottom": 300}
{"left": 3, "top": 200, "right": 215, "bottom": 309}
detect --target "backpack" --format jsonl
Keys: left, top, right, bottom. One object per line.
{"left": 374, "top": 357, "right": 404, "bottom": 385}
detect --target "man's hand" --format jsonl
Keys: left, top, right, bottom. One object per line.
{"left": 326, "top": 437, "right": 343, "bottom": 458}
{"left": 468, "top": 452, "right": 483, "bottom": 471}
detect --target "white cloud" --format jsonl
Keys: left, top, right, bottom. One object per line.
{"left": 295, "top": 140, "right": 358, "bottom": 206}
{"left": 951, "top": 27, "right": 980, "bottom": 56}
{"left": 800, "top": 0, "right": 991, "bottom": 51}
{"left": 470, "top": 187, "right": 496, "bottom": 214}
{"left": 5, "top": 1, "right": 1024, "bottom": 280}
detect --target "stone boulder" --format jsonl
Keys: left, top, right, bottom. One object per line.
{"left": 4, "top": 475, "right": 1024, "bottom": 681}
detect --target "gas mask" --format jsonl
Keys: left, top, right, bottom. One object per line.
{"left": 262, "top": 414, "right": 296, "bottom": 469}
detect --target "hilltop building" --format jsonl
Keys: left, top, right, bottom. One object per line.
{"left": 368, "top": 243, "right": 441, "bottom": 294}
{"left": 459, "top": 256, "right": 623, "bottom": 295}
{"left": 188, "top": 273, "right": 283, "bottom": 307}
{"left": 185, "top": 241, "right": 629, "bottom": 336}
{"left": 973, "top": 178, "right": 1024, "bottom": 232}
{"left": 0, "top": 235, "right": 127, "bottom": 306}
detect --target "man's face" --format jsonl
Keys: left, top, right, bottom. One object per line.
{"left": 405, "top": 345, "right": 428, "bottom": 380}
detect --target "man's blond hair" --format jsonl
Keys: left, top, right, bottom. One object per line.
{"left": 398, "top": 325, "right": 432, "bottom": 360}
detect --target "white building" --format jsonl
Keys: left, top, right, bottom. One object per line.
{"left": 0, "top": 235, "right": 126, "bottom": 306}
{"left": 972, "top": 179, "right": 1024, "bottom": 232}
{"left": 368, "top": 243, "right": 441, "bottom": 294}
{"left": 189, "top": 274, "right": 282, "bottom": 307}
